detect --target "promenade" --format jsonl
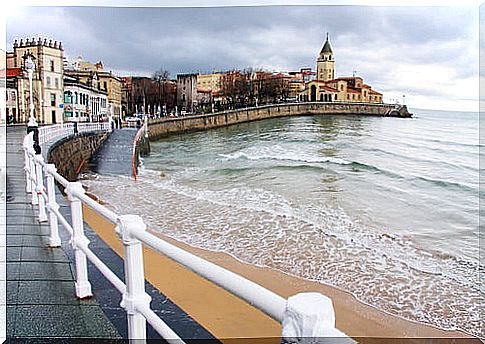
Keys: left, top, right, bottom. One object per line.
{"left": 6, "top": 126, "right": 121, "bottom": 339}
{"left": 6, "top": 126, "right": 220, "bottom": 341}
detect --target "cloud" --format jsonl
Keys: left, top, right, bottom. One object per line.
{"left": 6, "top": 5, "right": 479, "bottom": 111}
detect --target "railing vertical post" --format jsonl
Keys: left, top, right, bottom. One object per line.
{"left": 23, "top": 138, "right": 32, "bottom": 194}
{"left": 281, "top": 293, "right": 350, "bottom": 343}
{"left": 65, "top": 182, "right": 93, "bottom": 299}
{"left": 117, "top": 215, "right": 151, "bottom": 341}
{"left": 35, "top": 155, "right": 48, "bottom": 222}
{"left": 45, "top": 164, "right": 61, "bottom": 247}
{"left": 29, "top": 148, "right": 39, "bottom": 205}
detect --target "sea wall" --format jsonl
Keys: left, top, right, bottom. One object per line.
{"left": 47, "top": 131, "right": 110, "bottom": 181}
{"left": 148, "top": 102, "right": 408, "bottom": 140}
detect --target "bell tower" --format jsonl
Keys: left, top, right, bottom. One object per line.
{"left": 317, "top": 33, "right": 335, "bottom": 82}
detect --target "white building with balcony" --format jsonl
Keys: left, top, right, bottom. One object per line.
{"left": 63, "top": 74, "right": 108, "bottom": 122}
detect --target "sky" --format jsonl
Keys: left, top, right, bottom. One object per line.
{"left": 4, "top": 3, "right": 480, "bottom": 111}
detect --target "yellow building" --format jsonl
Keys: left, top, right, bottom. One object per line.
{"left": 196, "top": 73, "right": 224, "bottom": 94}
{"left": 299, "top": 34, "right": 383, "bottom": 104}
{"left": 7, "top": 38, "right": 65, "bottom": 124}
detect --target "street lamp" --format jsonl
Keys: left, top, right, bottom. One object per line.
{"left": 25, "top": 55, "right": 41, "bottom": 154}
{"left": 25, "top": 55, "right": 37, "bottom": 128}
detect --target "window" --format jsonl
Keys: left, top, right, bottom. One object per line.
{"left": 50, "top": 93, "right": 56, "bottom": 107}
{"left": 46, "top": 76, "right": 51, "bottom": 87}
{"left": 64, "top": 91, "right": 71, "bottom": 104}
{"left": 104, "top": 81, "right": 107, "bottom": 90}
{"left": 347, "top": 94, "right": 349, "bottom": 100}
{"left": 74, "top": 92, "right": 78, "bottom": 104}
{"left": 340, "top": 84, "right": 344, "bottom": 91}
{"left": 55, "top": 78, "right": 59, "bottom": 89}
{"left": 11, "top": 91, "right": 16, "bottom": 101}
{"left": 334, "top": 94, "right": 337, "bottom": 100}
{"left": 50, "top": 60, "right": 55, "bottom": 72}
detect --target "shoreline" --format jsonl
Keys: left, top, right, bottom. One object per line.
{"left": 82, "top": 200, "right": 474, "bottom": 341}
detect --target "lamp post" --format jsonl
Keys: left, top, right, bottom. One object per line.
{"left": 25, "top": 55, "right": 41, "bottom": 154}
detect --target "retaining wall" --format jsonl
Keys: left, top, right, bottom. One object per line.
{"left": 148, "top": 102, "right": 406, "bottom": 140}
{"left": 47, "top": 131, "right": 110, "bottom": 181}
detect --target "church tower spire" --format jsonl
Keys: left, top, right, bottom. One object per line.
{"left": 317, "top": 33, "right": 335, "bottom": 82}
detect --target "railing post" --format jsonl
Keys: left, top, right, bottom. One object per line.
{"left": 65, "top": 182, "right": 93, "bottom": 299}
{"left": 45, "top": 164, "right": 61, "bottom": 247}
{"left": 281, "top": 293, "right": 351, "bottom": 343}
{"left": 116, "top": 215, "right": 151, "bottom": 341}
{"left": 29, "top": 148, "right": 39, "bottom": 205}
{"left": 23, "top": 135, "right": 32, "bottom": 194}
{"left": 34, "top": 155, "right": 48, "bottom": 222}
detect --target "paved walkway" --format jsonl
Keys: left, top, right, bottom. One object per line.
{"left": 5, "top": 126, "right": 217, "bottom": 342}
{"left": 6, "top": 126, "right": 121, "bottom": 340}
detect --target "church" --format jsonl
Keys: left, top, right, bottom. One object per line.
{"left": 299, "top": 34, "right": 383, "bottom": 104}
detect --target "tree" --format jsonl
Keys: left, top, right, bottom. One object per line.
{"left": 153, "top": 68, "right": 170, "bottom": 115}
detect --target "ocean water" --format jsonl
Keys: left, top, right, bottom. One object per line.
{"left": 83, "top": 109, "right": 483, "bottom": 337}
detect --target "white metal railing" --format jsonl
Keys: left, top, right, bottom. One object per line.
{"left": 77, "top": 122, "right": 112, "bottom": 134}
{"left": 22, "top": 129, "right": 352, "bottom": 343}
{"left": 38, "top": 123, "right": 75, "bottom": 146}
{"left": 38, "top": 122, "right": 112, "bottom": 146}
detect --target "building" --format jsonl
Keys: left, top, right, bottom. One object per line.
{"left": 63, "top": 74, "right": 108, "bottom": 122}
{"left": 299, "top": 34, "right": 383, "bottom": 104}
{"left": 6, "top": 38, "right": 65, "bottom": 124}
{"left": 197, "top": 72, "right": 224, "bottom": 94}
{"left": 316, "top": 33, "right": 335, "bottom": 82}
{"left": 65, "top": 57, "right": 123, "bottom": 122}
{"left": 177, "top": 74, "right": 198, "bottom": 113}
{"left": 6, "top": 79, "right": 19, "bottom": 124}
{"left": 0, "top": 49, "right": 5, "bottom": 124}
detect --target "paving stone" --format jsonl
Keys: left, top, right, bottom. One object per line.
{"left": 6, "top": 306, "right": 16, "bottom": 337}
{"left": 13, "top": 305, "right": 121, "bottom": 338}
{"left": 16, "top": 281, "right": 96, "bottom": 306}
{"left": 22, "top": 235, "right": 49, "bottom": 247}
{"left": 19, "top": 262, "right": 74, "bottom": 281}
{"left": 6, "top": 247, "right": 21, "bottom": 262}
{"left": 6, "top": 281, "right": 18, "bottom": 305}
{"left": 21, "top": 246, "right": 67, "bottom": 263}
{"left": 6, "top": 236, "right": 23, "bottom": 247}
{"left": 6, "top": 263, "right": 20, "bottom": 281}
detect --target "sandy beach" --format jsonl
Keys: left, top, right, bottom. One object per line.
{"left": 82, "top": 203, "right": 475, "bottom": 343}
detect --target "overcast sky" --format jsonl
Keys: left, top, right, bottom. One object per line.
{"left": 6, "top": 5, "right": 479, "bottom": 111}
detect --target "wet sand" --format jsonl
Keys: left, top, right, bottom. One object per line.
{"left": 82, "top": 203, "right": 474, "bottom": 342}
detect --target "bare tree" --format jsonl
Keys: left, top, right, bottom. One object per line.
{"left": 153, "top": 68, "right": 170, "bottom": 115}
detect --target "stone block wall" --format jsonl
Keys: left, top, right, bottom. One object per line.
{"left": 147, "top": 102, "right": 403, "bottom": 141}
{"left": 47, "top": 132, "right": 109, "bottom": 181}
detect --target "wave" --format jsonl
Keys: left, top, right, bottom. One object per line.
{"left": 219, "top": 151, "right": 351, "bottom": 165}
{"left": 82, "top": 172, "right": 483, "bottom": 338}
{"left": 219, "top": 150, "right": 478, "bottom": 194}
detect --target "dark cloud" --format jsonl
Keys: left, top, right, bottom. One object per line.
{"left": 6, "top": 5, "right": 478, "bottom": 110}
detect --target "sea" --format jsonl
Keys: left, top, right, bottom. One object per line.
{"left": 82, "top": 108, "right": 483, "bottom": 338}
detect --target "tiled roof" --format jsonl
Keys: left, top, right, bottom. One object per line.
{"left": 6, "top": 68, "right": 22, "bottom": 77}
{"left": 319, "top": 85, "right": 338, "bottom": 92}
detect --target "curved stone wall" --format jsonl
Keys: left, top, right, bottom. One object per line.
{"left": 148, "top": 102, "right": 408, "bottom": 141}
{"left": 47, "top": 131, "right": 110, "bottom": 181}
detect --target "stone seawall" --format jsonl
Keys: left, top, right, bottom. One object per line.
{"left": 148, "top": 102, "right": 407, "bottom": 140}
{"left": 47, "top": 131, "right": 110, "bottom": 181}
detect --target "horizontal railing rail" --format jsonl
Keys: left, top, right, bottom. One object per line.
{"left": 38, "top": 122, "right": 112, "bottom": 146}
{"left": 23, "top": 125, "right": 352, "bottom": 343}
